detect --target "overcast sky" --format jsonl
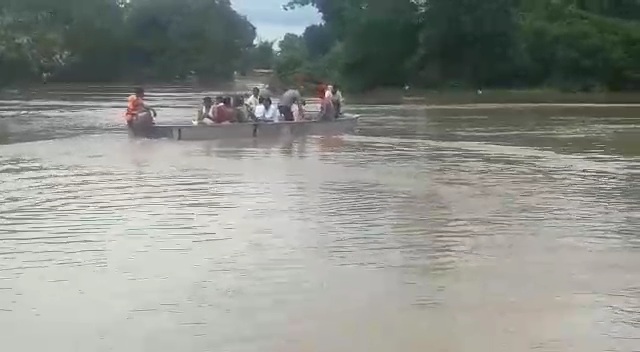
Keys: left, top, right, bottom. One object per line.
{"left": 231, "top": 0, "right": 322, "bottom": 41}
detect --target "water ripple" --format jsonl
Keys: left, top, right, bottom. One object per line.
{"left": 0, "top": 87, "right": 639, "bottom": 351}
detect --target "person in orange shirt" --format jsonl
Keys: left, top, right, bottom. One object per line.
{"left": 125, "top": 87, "right": 156, "bottom": 128}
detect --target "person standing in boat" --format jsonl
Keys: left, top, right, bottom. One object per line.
{"left": 331, "top": 84, "right": 344, "bottom": 118}
{"left": 292, "top": 99, "right": 306, "bottom": 121}
{"left": 255, "top": 97, "right": 279, "bottom": 122}
{"left": 317, "top": 82, "right": 328, "bottom": 100}
{"left": 317, "top": 94, "right": 336, "bottom": 121}
{"left": 245, "top": 87, "right": 261, "bottom": 117}
{"left": 324, "top": 85, "right": 333, "bottom": 100}
{"left": 278, "top": 89, "right": 302, "bottom": 122}
{"left": 125, "top": 87, "right": 156, "bottom": 128}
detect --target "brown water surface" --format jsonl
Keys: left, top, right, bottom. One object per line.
{"left": 0, "top": 85, "right": 639, "bottom": 352}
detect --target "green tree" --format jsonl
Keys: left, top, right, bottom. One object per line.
{"left": 283, "top": 0, "right": 640, "bottom": 91}
{"left": 0, "top": 0, "right": 257, "bottom": 85}
{"left": 2, "top": 0, "right": 640, "bottom": 91}
{"left": 340, "top": 0, "right": 419, "bottom": 90}
{"left": 124, "top": 0, "right": 256, "bottom": 81}
{"left": 521, "top": 4, "right": 640, "bottom": 91}
{"left": 285, "top": 0, "right": 418, "bottom": 91}
{"left": 252, "top": 40, "right": 276, "bottom": 70}
{"left": 411, "top": 0, "right": 520, "bottom": 88}
{"left": 274, "top": 34, "right": 307, "bottom": 84}
{"left": 53, "top": 0, "right": 127, "bottom": 81}
{"left": 302, "top": 24, "right": 334, "bottom": 58}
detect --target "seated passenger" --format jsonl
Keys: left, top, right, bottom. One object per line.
{"left": 233, "top": 95, "right": 249, "bottom": 123}
{"left": 255, "top": 98, "right": 280, "bottom": 122}
{"left": 213, "top": 97, "right": 235, "bottom": 124}
{"left": 194, "top": 97, "right": 215, "bottom": 125}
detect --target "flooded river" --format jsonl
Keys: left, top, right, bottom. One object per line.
{"left": 0, "top": 85, "right": 639, "bottom": 352}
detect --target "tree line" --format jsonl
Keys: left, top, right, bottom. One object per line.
{"left": 275, "top": 0, "right": 640, "bottom": 92}
{"left": 2, "top": 0, "right": 640, "bottom": 93}
{"left": 0, "top": 0, "right": 268, "bottom": 86}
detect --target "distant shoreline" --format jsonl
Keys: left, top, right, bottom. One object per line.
{"left": 345, "top": 88, "right": 640, "bottom": 105}
{"left": 3, "top": 80, "right": 640, "bottom": 106}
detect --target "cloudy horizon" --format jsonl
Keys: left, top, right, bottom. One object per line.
{"left": 231, "top": 0, "right": 322, "bottom": 41}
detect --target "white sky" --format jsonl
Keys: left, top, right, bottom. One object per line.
{"left": 231, "top": 0, "right": 322, "bottom": 41}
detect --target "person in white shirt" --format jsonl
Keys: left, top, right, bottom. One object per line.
{"left": 245, "top": 87, "right": 260, "bottom": 119}
{"left": 254, "top": 97, "right": 280, "bottom": 122}
{"left": 193, "top": 97, "right": 215, "bottom": 125}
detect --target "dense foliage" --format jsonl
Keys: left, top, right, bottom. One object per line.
{"left": 3, "top": 0, "right": 640, "bottom": 92}
{"left": 278, "top": 0, "right": 640, "bottom": 92}
{"left": 0, "top": 0, "right": 258, "bottom": 85}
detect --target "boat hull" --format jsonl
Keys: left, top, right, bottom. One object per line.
{"left": 129, "top": 116, "right": 359, "bottom": 141}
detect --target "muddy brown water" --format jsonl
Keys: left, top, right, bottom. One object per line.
{"left": 0, "top": 85, "right": 639, "bottom": 352}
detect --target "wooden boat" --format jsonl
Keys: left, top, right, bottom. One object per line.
{"left": 128, "top": 115, "right": 359, "bottom": 141}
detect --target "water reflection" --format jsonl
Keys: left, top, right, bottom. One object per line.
{"left": 0, "top": 86, "right": 639, "bottom": 352}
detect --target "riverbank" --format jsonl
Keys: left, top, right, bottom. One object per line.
{"left": 3, "top": 81, "right": 640, "bottom": 108}
{"left": 344, "top": 88, "right": 640, "bottom": 105}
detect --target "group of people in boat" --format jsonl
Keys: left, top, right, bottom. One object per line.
{"left": 124, "top": 85, "right": 344, "bottom": 128}
{"left": 194, "top": 85, "right": 344, "bottom": 125}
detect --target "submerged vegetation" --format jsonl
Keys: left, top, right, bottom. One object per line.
{"left": 1, "top": 0, "right": 640, "bottom": 93}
